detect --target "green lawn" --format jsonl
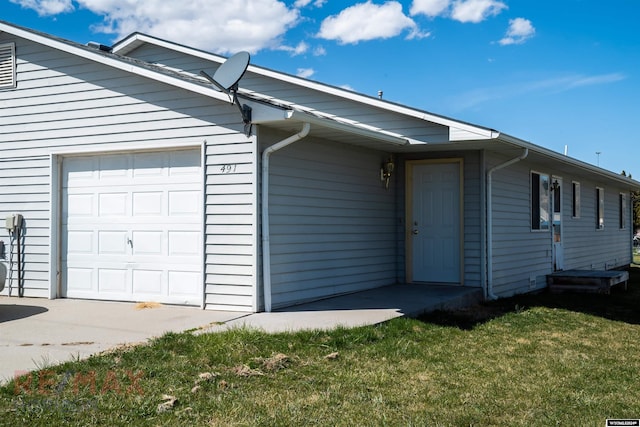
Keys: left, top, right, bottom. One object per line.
{"left": 2, "top": 269, "right": 640, "bottom": 426}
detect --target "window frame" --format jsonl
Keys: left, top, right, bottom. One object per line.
{"left": 571, "top": 181, "right": 581, "bottom": 218}
{"left": 531, "top": 171, "right": 550, "bottom": 231}
{"left": 596, "top": 186, "right": 605, "bottom": 230}
{"left": 619, "top": 192, "right": 627, "bottom": 230}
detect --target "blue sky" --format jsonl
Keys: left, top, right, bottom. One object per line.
{"left": 4, "top": 0, "right": 639, "bottom": 177}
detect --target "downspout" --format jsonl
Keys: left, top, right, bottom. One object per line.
{"left": 261, "top": 122, "right": 311, "bottom": 312}
{"left": 486, "top": 148, "right": 528, "bottom": 300}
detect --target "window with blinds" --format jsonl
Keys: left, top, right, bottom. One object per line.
{"left": 0, "top": 43, "right": 16, "bottom": 89}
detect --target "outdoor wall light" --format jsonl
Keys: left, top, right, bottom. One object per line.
{"left": 380, "top": 157, "right": 395, "bottom": 190}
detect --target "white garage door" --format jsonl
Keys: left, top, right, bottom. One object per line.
{"left": 61, "top": 150, "right": 203, "bottom": 305}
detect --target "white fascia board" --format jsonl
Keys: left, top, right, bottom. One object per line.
{"left": 110, "top": 33, "right": 146, "bottom": 55}
{"left": 242, "top": 98, "right": 291, "bottom": 123}
{"left": 110, "top": 33, "right": 496, "bottom": 140}
{"left": 0, "top": 22, "right": 231, "bottom": 104}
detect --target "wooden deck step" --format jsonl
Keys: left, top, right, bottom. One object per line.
{"left": 547, "top": 270, "right": 629, "bottom": 294}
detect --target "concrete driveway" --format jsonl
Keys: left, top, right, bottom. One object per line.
{"left": 0, "top": 297, "right": 243, "bottom": 384}
{"left": 1, "top": 285, "right": 481, "bottom": 384}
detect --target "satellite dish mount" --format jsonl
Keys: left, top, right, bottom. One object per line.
{"left": 200, "top": 51, "right": 252, "bottom": 136}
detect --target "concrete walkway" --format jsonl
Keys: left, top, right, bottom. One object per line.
{"left": 0, "top": 284, "right": 481, "bottom": 384}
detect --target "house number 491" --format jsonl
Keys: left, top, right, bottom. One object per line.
{"left": 220, "top": 164, "right": 237, "bottom": 173}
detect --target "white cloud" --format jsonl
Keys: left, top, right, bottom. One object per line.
{"left": 410, "top": 0, "right": 505, "bottom": 23}
{"left": 313, "top": 45, "right": 327, "bottom": 56}
{"left": 499, "top": 17, "right": 535, "bottom": 45}
{"left": 10, "top": 0, "right": 74, "bottom": 16}
{"left": 410, "top": 0, "right": 451, "bottom": 18}
{"left": 22, "top": 0, "right": 298, "bottom": 55}
{"left": 564, "top": 72, "right": 626, "bottom": 89}
{"left": 451, "top": 0, "right": 507, "bottom": 23}
{"left": 278, "top": 41, "right": 309, "bottom": 56}
{"left": 296, "top": 68, "right": 315, "bottom": 78}
{"left": 318, "top": 1, "right": 424, "bottom": 44}
{"left": 450, "top": 72, "right": 626, "bottom": 110}
{"left": 294, "top": 0, "right": 326, "bottom": 7}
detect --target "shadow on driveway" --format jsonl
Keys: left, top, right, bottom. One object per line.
{"left": 0, "top": 304, "right": 48, "bottom": 323}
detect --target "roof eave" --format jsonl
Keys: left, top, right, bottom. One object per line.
{"left": 495, "top": 132, "right": 640, "bottom": 189}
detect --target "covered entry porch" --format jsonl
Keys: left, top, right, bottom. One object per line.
{"left": 222, "top": 284, "right": 483, "bottom": 332}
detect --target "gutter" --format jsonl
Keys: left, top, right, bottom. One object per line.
{"left": 261, "top": 122, "right": 311, "bottom": 312}
{"left": 485, "top": 148, "right": 529, "bottom": 300}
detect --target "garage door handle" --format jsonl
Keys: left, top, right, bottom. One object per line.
{"left": 127, "top": 237, "right": 133, "bottom": 248}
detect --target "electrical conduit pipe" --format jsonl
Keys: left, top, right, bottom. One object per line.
{"left": 261, "top": 122, "right": 311, "bottom": 312}
{"left": 486, "top": 148, "right": 528, "bottom": 300}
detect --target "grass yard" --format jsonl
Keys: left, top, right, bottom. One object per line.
{"left": 2, "top": 269, "right": 640, "bottom": 426}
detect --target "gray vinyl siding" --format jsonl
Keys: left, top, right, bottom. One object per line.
{"left": 124, "top": 44, "right": 451, "bottom": 142}
{"left": 0, "top": 156, "right": 51, "bottom": 297}
{"left": 562, "top": 176, "right": 632, "bottom": 270}
{"left": 0, "top": 34, "right": 257, "bottom": 311}
{"left": 204, "top": 135, "right": 258, "bottom": 311}
{"left": 489, "top": 158, "right": 550, "bottom": 296}
{"left": 262, "top": 129, "right": 397, "bottom": 309}
{"left": 488, "top": 152, "right": 633, "bottom": 297}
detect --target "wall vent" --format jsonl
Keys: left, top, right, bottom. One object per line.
{"left": 0, "top": 43, "right": 16, "bottom": 89}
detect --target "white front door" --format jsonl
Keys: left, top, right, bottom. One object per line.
{"left": 408, "top": 161, "right": 462, "bottom": 283}
{"left": 61, "top": 150, "right": 203, "bottom": 305}
{"left": 552, "top": 176, "right": 564, "bottom": 271}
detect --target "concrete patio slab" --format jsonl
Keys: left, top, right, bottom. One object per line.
{"left": 0, "top": 284, "right": 482, "bottom": 384}
{"left": 204, "top": 284, "right": 482, "bottom": 333}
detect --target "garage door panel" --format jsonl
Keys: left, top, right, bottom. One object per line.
{"left": 67, "top": 268, "right": 94, "bottom": 291}
{"left": 99, "top": 155, "right": 129, "bottom": 178}
{"left": 169, "top": 271, "right": 201, "bottom": 296}
{"left": 131, "top": 231, "right": 163, "bottom": 255}
{"left": 169, "top": 190, "right": 200, "bottom": 215}
{"left": 133, "top": 191, "right": 164, "bottom": 216}
{"left": 133, "top": 152, "right": 165, "bottom": 176}
{"left": 66, "top": 194, "right": 94, "bottom": 217}
{"left": 169, "top": 231, "right": 200, "bottom": 256}
{"left": 98, "top": 269, "right": 129, "bottom": 292}
{"left": 169, "top": 150, "right": 200, "bottom": 174}
{"left": 99, "top": 193, "right": 128, "bottom": 216}
{"left": 132, "top": 270, "right": 164, "bottom": 294}
{"left": 67, "top": 231, "right": 94, "bottom": 254}
{"left": 98, "top": 231, "right": 128, "bottom": 254}
{"left": 62, "top": 149, "right": 203, "bottom": 305}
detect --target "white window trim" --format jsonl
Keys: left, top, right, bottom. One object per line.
{"left": 571, "top": 181, "right": 581, "bottom": 218}
{"left": 596, "top": 186, "right": 605, "bottom": 230}
{"left": 0, "top": 42, "right": 16, "bottom": 90}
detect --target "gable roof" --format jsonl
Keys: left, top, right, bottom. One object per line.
{"left": 0, "top": 20, "right": 412, "bottom": 149}
{"left": 112, "top": 32, "right": 640, "bottom": 189}
{"left": 1, "top": 21, "right": 638, "bottom": 188}
{"left": 112, "top": 32, "right": 498, "bottom": 142}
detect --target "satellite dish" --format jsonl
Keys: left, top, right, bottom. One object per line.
{"left": 200, "top": 51, "right": 252, "bottom": 135}
{"left": 213, "top": 51, "right": 250, "bottom": 91}
{"left": 200, "top": 51, "right": 250, "bottom": 93}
